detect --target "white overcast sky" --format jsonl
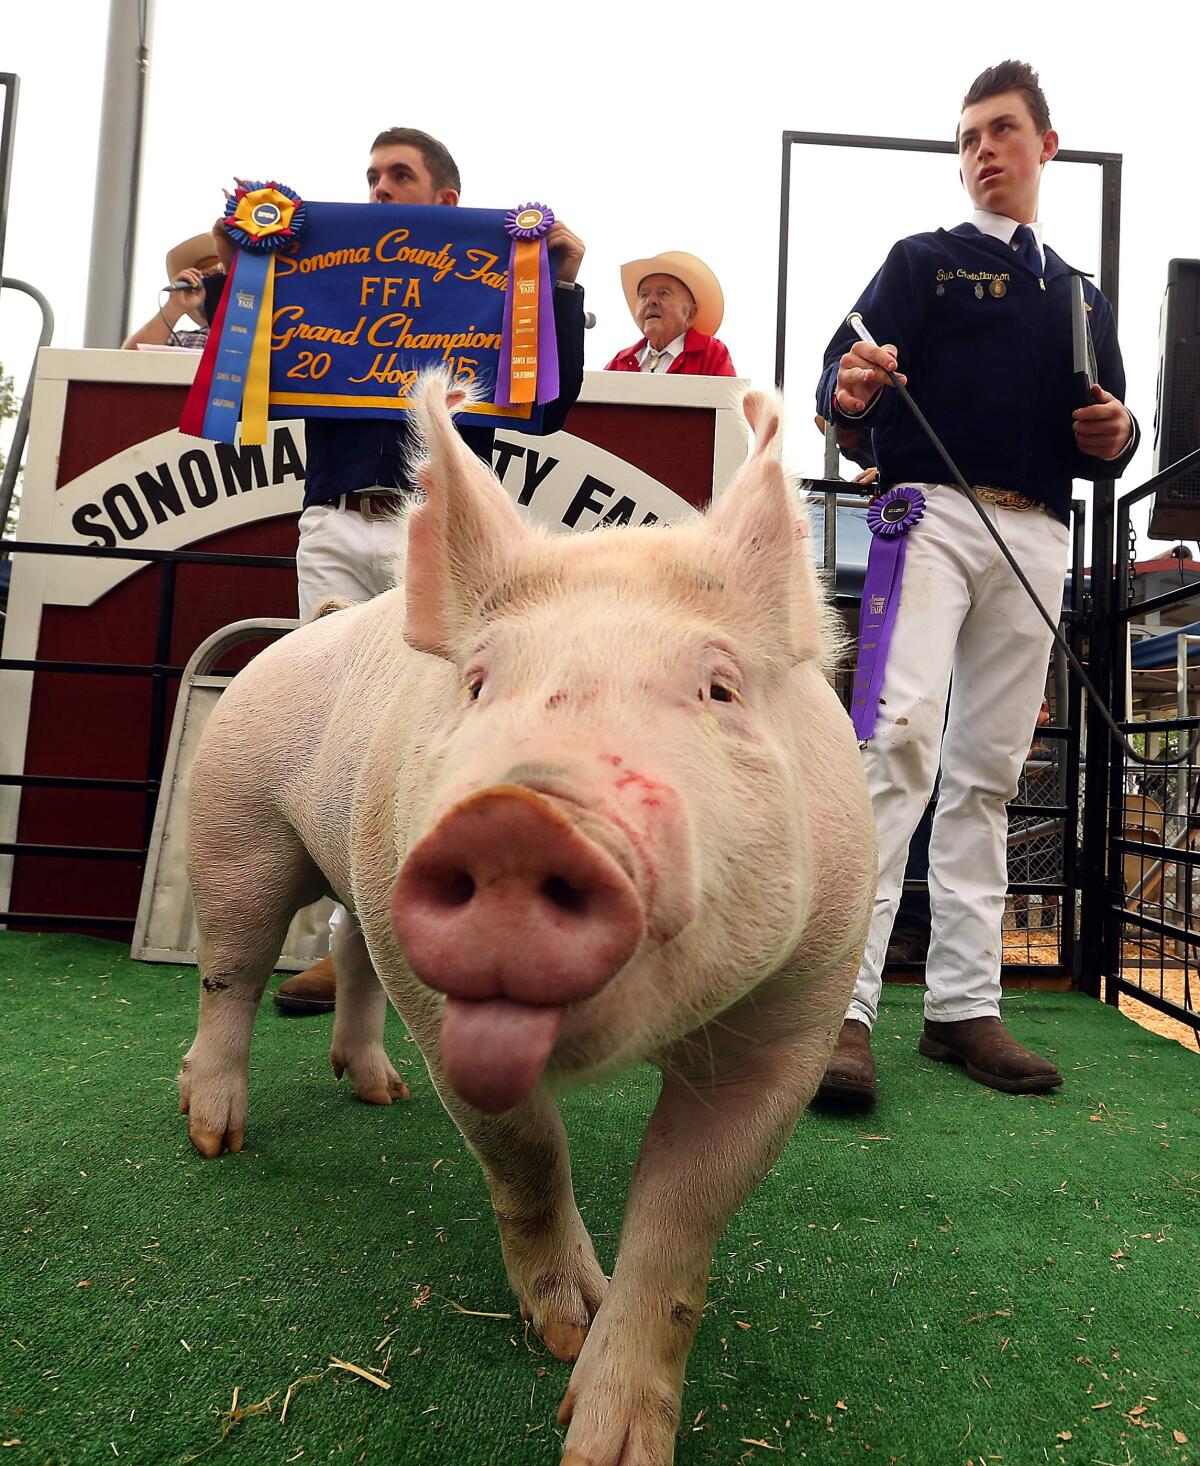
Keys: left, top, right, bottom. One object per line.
{"left": 2, "top": 1, "right": 1194, "bottom": 547}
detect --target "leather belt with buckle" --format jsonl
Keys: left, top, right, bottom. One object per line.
{"left": 966, "top": 485, "right": 1041, "bottom": 512}
{"left": 868, "top": 484, "right": 1046, "bottom": 514}
{"left": 343, "top": 490, "right": 406, "bottom": 521}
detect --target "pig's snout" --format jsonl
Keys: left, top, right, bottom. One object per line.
{"left": 392, "top": 784, "right": 646, "bottom": 1008}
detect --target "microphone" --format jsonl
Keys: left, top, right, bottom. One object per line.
{"left": 583, "top": 311, "right": 596, "bottom": 329}
{"left": 164, "top": 280, "right": 201, "bottom": 292}
{"left": 846, "top": 311, "right": 878, "bottom": 349}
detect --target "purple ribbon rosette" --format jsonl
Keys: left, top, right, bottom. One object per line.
{"left": 505, "top": 201, "right": 554, "bottom": 240}
{"left": 495, "top": 202, "right": 560, "bottom": 407}
{"left": 850, "top": 485, "right": 926, "bottom": 741}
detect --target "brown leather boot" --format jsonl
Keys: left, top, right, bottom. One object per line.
{"left": 919, "top": 1016, "right": 1062, "bottom": 1093}
{"left": 813, "top": 1019, "right": 877, "bottom": 1109}
{"left": 273, "top": 954, "right": 337, "bottom": 1015}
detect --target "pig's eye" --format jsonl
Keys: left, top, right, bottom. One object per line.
{"left": 466, "top": 674, "right": 485, "bottom": 702}
{"left": 709, "top": 680, "right": 741, "bottom": 704}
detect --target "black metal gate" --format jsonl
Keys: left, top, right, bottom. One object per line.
{"left": 1100, "top": 461, "right": 1200, "bottom": 1039}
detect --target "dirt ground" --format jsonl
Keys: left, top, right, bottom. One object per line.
{"left": 999, "top": 924, "right": 1200, "bottom": 1054}
{"left": 1116, "top": 960, "right": 1200, "bottom": 1053}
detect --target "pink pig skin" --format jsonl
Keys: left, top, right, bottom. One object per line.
{"left": 179, "top": 377, "right": 876, "bottom": 1465}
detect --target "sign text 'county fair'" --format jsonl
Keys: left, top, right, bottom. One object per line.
{"left": 68, "top": 432, "right": 669, "bottom": 548}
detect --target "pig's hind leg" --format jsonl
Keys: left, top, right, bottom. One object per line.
{"left": 329, "top": 917, "right": 410, "bottom": 1104}
{"left": 180, "top": 824, "right": 328, "bottom": 1158}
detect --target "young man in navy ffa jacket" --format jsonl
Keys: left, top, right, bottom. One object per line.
{"left": 814, "top": 60, "right": 1137, "bottom": 1107}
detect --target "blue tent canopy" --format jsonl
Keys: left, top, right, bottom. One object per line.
{"left": 1130, "top": 620, "right": 1200, "bottom": 671}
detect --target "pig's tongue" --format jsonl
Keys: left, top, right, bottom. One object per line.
{"left": 440, "top": 998, "right": 563, "bottom": 1114}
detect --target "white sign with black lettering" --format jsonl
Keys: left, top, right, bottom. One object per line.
{"left": 42, "top": 426, "right": 699, "bottom": 606}
{"left": 493, "top": 430, "right": 699, "bottom": 534}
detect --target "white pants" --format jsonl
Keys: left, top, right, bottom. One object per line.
{"left": 295, "top": 494, "right": 409, "bottom": 943}
{"left": 848, "top": 485, "right": 1071, "bottom": 1030}
{"left": 295, "top": 497, "right": 409, "bottom": 622}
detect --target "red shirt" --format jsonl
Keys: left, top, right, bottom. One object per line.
{"left": 605, "top": 327, "right": 736, "bottom": 377}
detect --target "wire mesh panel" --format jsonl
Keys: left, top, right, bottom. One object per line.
{"left": 1004, "top": 730, "right": 1067, "bottom": 966}
{"left": 1113, "top": 729, "right": 1200, "bottom": 1046}
{"left": 1111, "top": 478, "right": 1200, "bottom": 1045}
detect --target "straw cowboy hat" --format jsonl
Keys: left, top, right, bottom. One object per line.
{"left": 620, "top": 251, "right": 725, "bottom": 337}
{"left": 165, "top": 232, "right": 221, "bottom": 281}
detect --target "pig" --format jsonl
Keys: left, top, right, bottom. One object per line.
{"left": 178, "top": 375, "right": 876, "bottom": 1465}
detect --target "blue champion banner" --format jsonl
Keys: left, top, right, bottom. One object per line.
{"left": 263, "top": 202, "right": 551, "bottom": 431}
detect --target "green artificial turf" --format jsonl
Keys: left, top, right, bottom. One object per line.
{"left": 0, "top": 931, "right": 1197, "bottom": 1465}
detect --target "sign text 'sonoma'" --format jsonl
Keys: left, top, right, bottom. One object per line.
{"left": 70, "top": 429, "right": 305, "bottom": 547}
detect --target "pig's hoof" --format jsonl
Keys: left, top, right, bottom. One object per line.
{"left": 178, "top": 1053, "right": 248, "bottom": 1158}
{"left": 188, "top": 1120, "right": 245, "bottom": 1157}
{"left": 557, "top": 1319, "right": 682, "bottom": 1465}
{"left": 524, "top": 1305, "right": 587, "bottom": 1364}
{"left": 330, "top": 1045, "right": 411, "bottom": 1105}
{"left": 508, "top": 1245, "right": 608, "bottom": 1364}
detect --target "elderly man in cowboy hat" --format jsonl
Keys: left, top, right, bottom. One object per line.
{"left": 122, "top": 232, "right": 225, "bottom": 350}
{"left": 605, "top": 250, "right": 736, "bottom": 376}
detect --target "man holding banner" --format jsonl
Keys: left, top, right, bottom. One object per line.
{"left": 199, "top": 127, "right": 587, "bottom": 1013}
{"left": 812, "top": 61, "right": 1137, "bottom": 1106}
{"left": 203, "top": 127, "right": 586, "bottom": 618}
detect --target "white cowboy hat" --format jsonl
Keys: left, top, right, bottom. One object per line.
{"left": 620, "top": 251, "right": 725, "bottom": 336}
{"left": 165, "top": 232, "right": 221, "bottom": 281}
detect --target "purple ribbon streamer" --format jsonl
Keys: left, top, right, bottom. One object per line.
{"left": 850, "top": 487, "right": 926, "bottom": 741}
{"left": 496, "top": 262, "right": 517, "bottom": 404}
{"left": 496, "top": 204, "right": 559, "bottom": 407}
{"left": 535, "top": 241, "right": 558, "bottom": 403}
{"left": 495, "top": 241, "right": 559, "bottom": 407}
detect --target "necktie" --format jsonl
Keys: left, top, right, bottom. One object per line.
{"left": 1012, "top": 223, "right": 1043, "bottom": 279}
{"left": 647, "top": 349, "right": 668, "bottom": 373}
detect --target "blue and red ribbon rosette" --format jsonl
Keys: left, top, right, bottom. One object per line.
{"left": 495, "top": 202, "right": 560, "bottom": 408}
{"left": 181, "top": 181, "right": 307, "bottom": 444}
{"left": 850, "top": 485, "right": 926, "bottom": 740}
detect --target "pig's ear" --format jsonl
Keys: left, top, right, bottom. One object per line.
{"left": 708, "top": 391, "right": 824, "bottom": 663}
{"left": 405, "top": 372, "right": 527, "bottom": 658}
{"left": 740, "top": 390, "right": 780, "bottom": 455}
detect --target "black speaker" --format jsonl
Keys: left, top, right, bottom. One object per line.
{"left": 1148, "top": 259, "right": 1200, "bottom": 540}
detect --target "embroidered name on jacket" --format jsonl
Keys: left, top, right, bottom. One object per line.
{"left": 936, "top": 268, "right": 1012, "bottom": 282}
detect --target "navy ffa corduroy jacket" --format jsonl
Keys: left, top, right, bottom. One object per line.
{"left": 816, "top": 223, "right": 1138, "bottom": 523}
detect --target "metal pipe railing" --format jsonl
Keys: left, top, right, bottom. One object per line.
{"left": 0, "top": 278, "right": 55, "bottom": 537}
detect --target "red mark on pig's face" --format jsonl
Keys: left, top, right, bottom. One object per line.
{"left": 614, "top": 769, "right": 666, "bottom": 810}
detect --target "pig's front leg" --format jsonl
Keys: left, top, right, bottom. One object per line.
{"left": 431, "top": 1080, "right": 608, "bottom": 1362}
{"left": 558, "top": 979, "right": 846, "bottom": 1465}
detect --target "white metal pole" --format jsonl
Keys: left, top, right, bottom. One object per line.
{"left": 83, "top": 0, "right": 155, "bottom": 348}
